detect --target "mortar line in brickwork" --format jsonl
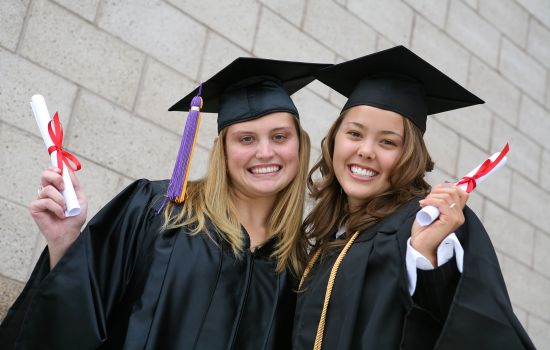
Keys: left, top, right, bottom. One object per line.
{"left": 94, "top": 0, "right": 105, "bottom": 24}
{"left": 62, "top": 86, "right": 201, "bottom": 143}
{"left": 530, "top": 230, "right": 538, "bottom": 269}
{"left": 1, "top": 120, "right": 42, "bottom": 142}
{"left": 536, "top": 133, "right": 544, "bottom": 184}
{"left": 484, "top": 196, "right": 539, "bottom": 235}
{"left": 441, "top": 6, "right": 543, "bottom": 88}
{"left": 196, "top": 31, "right": 210, "bottom": 81}
{"left": 249, "top": 4, "right": 262, "bottom": 53}
{"left": 487, "top": 108, "right": 549, "bottom": 165}
{"left": 498, "top": 249, "right": 550, "bottom": 286}
{"left": 15, "top": 0, "right": 35, "bottom": 54}
{"left": 442, "top": 0, "right": 451, "bottom": 30}
{"left": 0, "top": 273, "right": 25, "bottom": 292}
{"left": 63, "top": 87, "right": 82, "bottom": 142}
{"left": 162, "top": 1, "right": 250, "bottom": 54}
{"left": 131, "top": 57, "right": 150, "bottom": 113}
{"left": 408, "top": 13, "right": 416, "bottom": 48}
{"left": 493, "top": 41, "right": 546, "bottom": 104}
{"left": 0, "top": 119, "right": 150, "bottom": 186}
{"left": 259, "top": 6, "right": 339, "bottom": 61}
{"left": 508, "top": 172, "right": 550, "bottom": 230}
{"left": 304, "top": 85, "right": 345, "bottom": 113}
{"left": 410, "top": 11, "right": 445, "bottom": 35}
{"left": 0, "top": 194, "right": 31, "bottom": 213}
{"left": 496, "top": 34, "right": 504, "bottom": 71}
{"left": 454, "top": 136, "right": 463, "bottom": 178}
{"left": 474, "top": 4, "right": 533, "bottom": 51}
{"left": 299, "top": 0, "right": 310, "bottom": 29}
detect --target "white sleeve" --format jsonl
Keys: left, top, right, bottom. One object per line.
{"left": 406, "top": 233, "right": 464, "bottom": 295}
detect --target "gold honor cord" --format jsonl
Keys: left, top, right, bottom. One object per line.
{"left": 299, "top": 231, "right": 360, "bottom": 350}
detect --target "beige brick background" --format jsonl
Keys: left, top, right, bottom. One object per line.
{"left": 1, "top": 0, "right": 549, "bottom": 346}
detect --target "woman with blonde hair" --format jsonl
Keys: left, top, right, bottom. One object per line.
{"left": 1, "top": 58, "right": 328, "bottom": 349}
{"left": 293, "top": 46, "right": 534, "bottom": 349}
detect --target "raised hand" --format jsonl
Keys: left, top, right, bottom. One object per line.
{"left": 410, "top": 185, "right": 469, "bottom": 267}
{"left": 30, "top": 167, "right": 88, "bottom": 269}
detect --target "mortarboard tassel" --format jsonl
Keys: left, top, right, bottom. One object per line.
{"left": 165, "top": 84, "right": 203, "bottom": 204}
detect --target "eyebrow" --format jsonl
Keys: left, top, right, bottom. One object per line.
{"left": 344, "top": 122, "right": 403, "bottom": 138}
{"left": 230, "top": 125, "right": 294, "bottom": 136}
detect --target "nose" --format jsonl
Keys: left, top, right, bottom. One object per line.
{"left": 256, "top": 139, "right": 275, "bottom": 159}
{"left": 357, "top": 140, "right": 375, "bottom": 160}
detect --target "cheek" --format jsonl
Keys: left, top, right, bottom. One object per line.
{"left": 280, "top": 142, "right": 300, "bottom": 172}
{"left": 381, "top": 151, "right": 402, "bottom": 174}
{"left": 332, "top": 138, "right": 350, "bottom": 166}
{"left": 225, "top": 145, "right": 249, "bottom": 172}
{"left": 281, "top": 139, "right": 299, "bottom": 159}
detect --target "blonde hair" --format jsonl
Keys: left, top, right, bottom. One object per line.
{"left": 163, "top": 117, "right": 310, "bottom": 276}
{"left": 303, "top": 111, "right": 434, "bottom": 254}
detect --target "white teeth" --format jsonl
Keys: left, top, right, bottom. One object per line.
{"left": 350, "top": 165, "right": 376, "bottom": 177}
{"left": 251, "top": 166, "right": 280, "bottom": 174}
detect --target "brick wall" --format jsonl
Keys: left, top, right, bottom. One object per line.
{"left": 1, "top": 0, "right": 549, "bottom": 346}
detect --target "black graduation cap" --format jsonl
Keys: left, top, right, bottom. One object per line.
{"left": 314, "top": 45, "right": 484, "bottom": 133}
{"left": 164, "top": 57, "right": 330, "bottom": 204}
{"left": 169, "top": 57, "right": 331, "bottom": 133}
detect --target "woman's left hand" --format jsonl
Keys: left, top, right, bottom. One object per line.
{"left": 410, "top": 185, "right": 469, "bottom": 267}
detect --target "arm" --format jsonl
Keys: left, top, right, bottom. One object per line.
{"left": 407, "top": 185, "right": 468, "bottom": 321}
{"left": 1, "top": 179, "right": 159, "bottom": 349}
{"left": 30, "top": 167, "right": 88, "bottom": 269}
{"left": 410, "top": 185, "right": 468, "bottom": 267}
{"left": 406, "top": 233, "right": 463, "bottom": 295}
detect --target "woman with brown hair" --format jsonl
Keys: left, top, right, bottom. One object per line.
{"left": 293, "top": 46, "right": 535, "bottom": 349}
{"left": 1, "top": 58, "right": 328, "bottom": 349}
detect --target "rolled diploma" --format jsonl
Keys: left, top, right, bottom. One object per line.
{"left": 31, "top": 95, "right": 80, "bottom": 217}
{"left": 416, "top": 151, "right": 508, "bottom": 227}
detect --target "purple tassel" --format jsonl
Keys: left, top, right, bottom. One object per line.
{"left": 164, "top": 84, "right": 203, "bottom": 205}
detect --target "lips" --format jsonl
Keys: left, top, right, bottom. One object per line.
{"left": 248, "top": 165, "right": 281, "bottom": 174}
{"left": 349, "top": 164, "right": 378, "bottom": 178}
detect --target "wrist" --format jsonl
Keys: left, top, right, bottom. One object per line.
{"left": 411, "top": 236, "right": 437, "bottom": 266}
{"left": 46, "top": 232, "right": 79, "bottom": 268}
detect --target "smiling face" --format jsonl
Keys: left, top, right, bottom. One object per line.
{"left": 333, "top": 105, "right": 405, "bottom": 209}
{"left": 225, "top": 112, "right": 300, "bottom": 201}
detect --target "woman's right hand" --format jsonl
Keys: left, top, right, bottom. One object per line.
{"left": 30, "top": 167, "right": 88, "bottom": 268}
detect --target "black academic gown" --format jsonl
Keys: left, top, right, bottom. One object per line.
{"left": 0, "top": 180, "right": 296, "bottom": 350}
{"left": 293, "top": 199, "right": 535, "bottom": 349}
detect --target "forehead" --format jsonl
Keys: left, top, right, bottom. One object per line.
{"left": 341, "top": 105, "right": 404, "bottom": 131}
{"left": 227, "top": 112, "right": 297, "bottom": 132}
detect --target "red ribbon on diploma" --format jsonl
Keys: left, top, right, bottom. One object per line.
{"left": 455, "top": 143, "right": 509, "bottom": 193}
{"left": 47, "top": 112, "right": 81, "bottom": 176}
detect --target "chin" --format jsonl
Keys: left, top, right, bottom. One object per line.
{"left": 343, "top": 188, "right": 375, "bottom": 204}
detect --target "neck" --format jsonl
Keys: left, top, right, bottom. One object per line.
{"left": 233, "top": 193, "right": 276, "bottom": 250}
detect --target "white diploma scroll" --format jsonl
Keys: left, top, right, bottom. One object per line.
{"left": 416, "top": 147, "right": 508, "bottom": 227}
{"left": 31, "top": 95, "right": 80, "bottom": 217}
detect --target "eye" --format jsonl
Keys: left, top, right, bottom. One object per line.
{"left": 381, "top": 139, "right": 397, "bottom": 146}
{"left": 240, "top": 135, "right": 254, "bottom": 144}
{"left": 273, "top": 133, "right": 287, "bottom": 142}
{"left": 347, "top": 130, "right": 361, "bottom": 138}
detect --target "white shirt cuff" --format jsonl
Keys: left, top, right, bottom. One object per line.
{"left": 406, "top": 233, "right": 464, "bottom": 295}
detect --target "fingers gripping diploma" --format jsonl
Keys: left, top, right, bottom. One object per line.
{"left": 30, "top": 167, "right": 88, "bottom": 269}
{"left": 410, "top": 185, "right": 469, "bottom": 266}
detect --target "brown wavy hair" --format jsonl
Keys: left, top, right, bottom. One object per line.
{"left": 303, "top": 110, "right": 434, "bottom": 255}
{"left": 163, "top": 116, "right": 310, "bottom": 277}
